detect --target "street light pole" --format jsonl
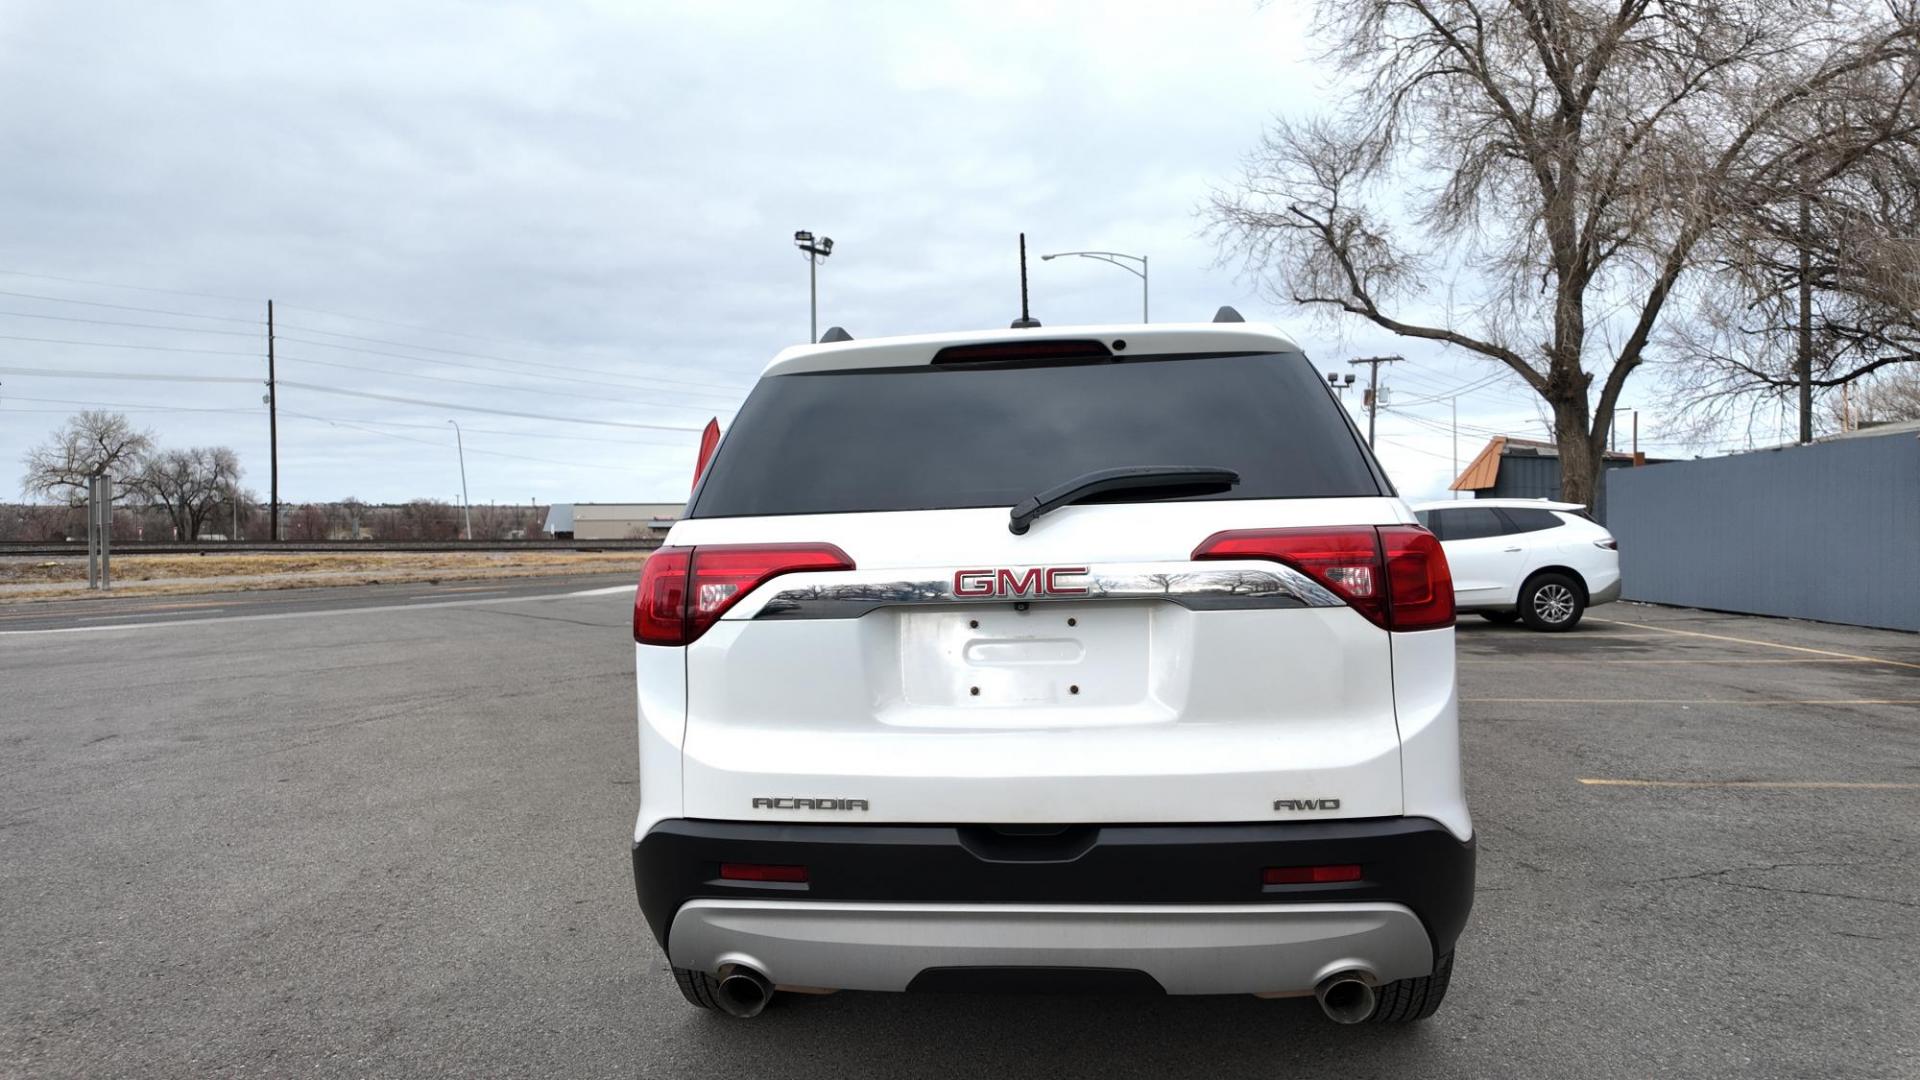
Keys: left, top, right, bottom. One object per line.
{"left": 1038, "top": 250, "right": 1149, "bottom": 323}
{"left": 793, "top": 230, "right": 835, "bottom": 343}
{"left": 448, "top": 420, "right": 471, "bottom": 540}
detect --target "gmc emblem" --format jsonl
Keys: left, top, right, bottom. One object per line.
{"left": 952, "top": 566, "right": 1089, "bottom": 599}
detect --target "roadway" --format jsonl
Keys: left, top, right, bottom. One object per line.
{"left": 2, "top": 587, "right": 1916, "bottom": 1078}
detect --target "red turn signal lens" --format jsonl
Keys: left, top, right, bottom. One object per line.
{"left": 1192, "top": 525, "right": 1453, "bottom": 631}
{"left": 720, "top": 863, "right": 809, "bottom": 883}
{"left": 1262, "top": 864, "right": 1363, "bottom": 885}
{"left": 635, "top": 543, "right": 854, "bottom": 645}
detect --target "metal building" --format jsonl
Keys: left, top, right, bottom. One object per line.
{"left": 1449, "top": 436, "right": 1658, "bottom": 521}
{"left": 544, "top": 503, "right": 682, "bottom": 540}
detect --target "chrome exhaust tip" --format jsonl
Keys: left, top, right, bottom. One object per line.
{"left": 715, "top": 966, "right": 773, "bottom": 1018}
{"left": 1313, "top": 972, "right": 1377, "bottom": 1024}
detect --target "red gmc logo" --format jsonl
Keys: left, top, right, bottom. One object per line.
{"left": 952, "top": 566, "right": 1090, "bottom": 599}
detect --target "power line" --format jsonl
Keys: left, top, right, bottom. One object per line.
{"left": 0, "top": 269, "right": 258, "bottom": 304}
{"left": 0, "top": 333, "right": 261, "bottom": 356}
{"left": 274, "top": 380, "right": 704, "bottom": 431}
{"left": 274, "top": 322, "right": 752, "bottom": 394}
{"left": 277, "top": 352, "right": 718, "bottom": 411}
{"left": 283, "top": 411, "right": 690, "bottom": 446}
{"left": 274, "top": 335, "right": 743, "bottom": 402}
{"left": 279, "top": 411, "right": 648, "bottom": 471}
{"left": 0, "top": 308, "right": 265, "bottom": 337}
{"left": 0, "top": 288, "right": 261, "bottom": 325}
{"left": 0, "top": 393, "right": 258, "bottom": 414}
{"left": 0, "top": 364, "right": 259, "bottom": 385}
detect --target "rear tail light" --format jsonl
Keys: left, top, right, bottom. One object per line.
{"left": 634, "top": 543, "right": 854, "bottom": 645}
{"left": 1192, "top": 525, "right": 1453, "bottom": 631}
{"left": 1594, "top": 538, "right": 1617, "bottom": 550}
{"left": 1263, "top": 864, "right": 1363, "bottom": 885}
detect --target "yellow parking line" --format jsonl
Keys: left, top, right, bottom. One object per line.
{"left": 1587, "top": 618, "right": 1920, "bottom": 670}
{"left": 1467, "top": 698, "right": 1920, "bottom": 705}
{"left": 1580, "top": 778, "right": 1920, "bottom": 790}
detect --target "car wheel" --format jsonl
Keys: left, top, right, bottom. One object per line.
{"left": 1370, "top": 950, "right": 1454, "bottom": 1023}
{"left": 1478, "top": 611, "right": 1520, "bottom": 624}
{"left": 1520, "top": 572, "right": 1584, "bottom": 631}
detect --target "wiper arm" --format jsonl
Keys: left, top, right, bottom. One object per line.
{"left": 1008, "top": 466, "right": 1240, "bottom": 535}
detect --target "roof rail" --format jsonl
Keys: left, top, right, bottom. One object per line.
{"left": 818, "top": 326, "right": 854, "bottom": 343}
{"left": 1212, "top": 306, "right": 1245, "bottom": 323}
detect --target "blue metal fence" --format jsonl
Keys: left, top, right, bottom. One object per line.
{"left": 1605, "top": 429, "right": 1920, "bottom": 632}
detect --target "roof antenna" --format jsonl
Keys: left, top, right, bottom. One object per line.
{"left": 1010, "top": 232, "right": 1041, "bottom": 328}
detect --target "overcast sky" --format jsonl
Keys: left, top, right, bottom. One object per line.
{"left": 0, "top": 0, "right": 1570, "bottom": 508}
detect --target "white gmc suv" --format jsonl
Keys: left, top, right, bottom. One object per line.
{"left": 631, "top": 315, "right": 1474, "bottom": 1024}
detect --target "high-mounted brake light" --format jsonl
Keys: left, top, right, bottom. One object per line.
{"left": 930, "top": 339, "right": 1112, "bottom": 366}
{"left": 634, "top": 543, "right": 854, "bottom": 645}
{"left": 1192, "top": 525, "right": 1453, "bottom": 631}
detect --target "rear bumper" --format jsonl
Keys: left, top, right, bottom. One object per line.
{"left": 633, "top": 817, "right": 1473, "bottom": 993}
{"left": 1590, "top": 576, "right": 1621, "bottom": 605}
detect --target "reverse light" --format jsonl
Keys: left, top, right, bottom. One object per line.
{"left": 720, "top": 863, "right": 809, "bottom": 883}
{"left": 1192, "top": 525, "right": 1453, "bottom": 631}
{"left": 635, "top": 543, "right": 854, "bottom": 645}
{"left": 1263, "top": 864, "right": 1363, "bottom": 885}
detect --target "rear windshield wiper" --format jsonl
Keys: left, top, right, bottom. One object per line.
{"left": 1008, "top": 466, "right": 1240, "bottom": 535}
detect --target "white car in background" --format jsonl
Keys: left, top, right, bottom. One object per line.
{"left": 1410, "top": 500, "right": 1620, "bottom": 631}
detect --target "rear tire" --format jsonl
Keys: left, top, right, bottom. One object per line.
{"left": 1519, "top": 572, "right": 1584, "bottom": 632}
{"left": 1369, "top": 950, "right": 1453, "bottom": 1023}
{"left": 1478, "top": 611, "right": 1519, "bottom": 624}
{"left": 672, "top": 966, "right": 723, "bottom": 1011}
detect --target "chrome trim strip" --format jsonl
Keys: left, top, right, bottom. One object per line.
{"left": 745, "top": 561, "right": 1342, "bottom": 620}
{"left": 667, "top": 899, "right": 1433, "bottom": 994}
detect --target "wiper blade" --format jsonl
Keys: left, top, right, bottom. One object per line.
{"left": 1008, "top": 466, "right": 1240, "bottom": 535}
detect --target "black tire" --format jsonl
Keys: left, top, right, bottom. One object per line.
{"left": 672, "top": 966, "right": 723, "bottom": 1011}
{"left": 1369, "top": 950, "right": 1453, "bottom": 1023}
{"left": 1477, "top": 611, "right": 1520, "bottom": 624}
{"left": 1518, "top": 572, "right": 1584, "bottom": 632}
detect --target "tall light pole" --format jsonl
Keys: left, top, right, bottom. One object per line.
{"left": 1039, "top": 250, "right": 1149, "bottom": 322}
{"left": 794, "top": 230, "right": 834, "bottom": 343}
{"left": 447, "top": 420, "right": 471, "bottom": 540}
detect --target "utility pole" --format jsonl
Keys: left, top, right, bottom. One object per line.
{"left": 1451, "top": 396, "right": 1459, "bottom": 500}
{"left": 1348, "top": 355, "right": 1402, "bottom": 448}
{"left": 448, "top": 420, "right": 472, "bottom": 540}
{"left": 267, "top": 299, "right": 280, "bottom": 540}
{"left": 1797, "top": 190, "right": 1814, "bottom": 444}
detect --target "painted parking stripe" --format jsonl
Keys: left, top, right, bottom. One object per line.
{"left": 1586, "top": 618, "right": 1920, "bottom": 670}
{"left": 1580, "top": 779, "right": 1920, "bottom": 790}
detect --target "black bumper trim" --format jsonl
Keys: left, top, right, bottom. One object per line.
{"left": 633, "top": 818, "right": 1474, "bottom": 958}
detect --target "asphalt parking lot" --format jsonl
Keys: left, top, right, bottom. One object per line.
{"left": 3, "top": 587, "right": 1916, "bottom": 1079}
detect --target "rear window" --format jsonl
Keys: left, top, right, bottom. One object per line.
{"left": 689, "top": 352, "right": 1382, "bottom": 518}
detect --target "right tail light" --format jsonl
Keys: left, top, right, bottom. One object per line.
{"left": 1192, "top": 525, "right": 1453, "bottom": 631}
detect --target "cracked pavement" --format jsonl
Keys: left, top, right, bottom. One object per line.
{"left": 2, "top": 592, "right": 1916, "bottom": 1078}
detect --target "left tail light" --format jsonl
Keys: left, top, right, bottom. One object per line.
{"left": 635, "top": 543, "right": 854, "bottom": 645}
{"left": 1192, "top": 525, "right": 1453, "bottom": 631}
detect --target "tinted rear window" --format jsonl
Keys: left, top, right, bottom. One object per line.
{"left": 689, "top": 352, "right": 1382, "bottom": 518}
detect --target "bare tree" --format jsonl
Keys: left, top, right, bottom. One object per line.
{"left": 130, "top": 447, "right": 243, "bottom": 541}
{"left": 20, "top": 411, "right": 154, "bottom": 502}
{"left": 1209, "top": 1, "right": 1920, "bottom": 503}
{"left": 1665, "top": 102, "right": 1920, "bottom": 436}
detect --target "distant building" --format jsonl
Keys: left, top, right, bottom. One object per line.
{"left": 545, "top": 502, "right": 682, "bottom": 540}
{"left": 1449, "top": 436, "right": 1665, "bottom": 522}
